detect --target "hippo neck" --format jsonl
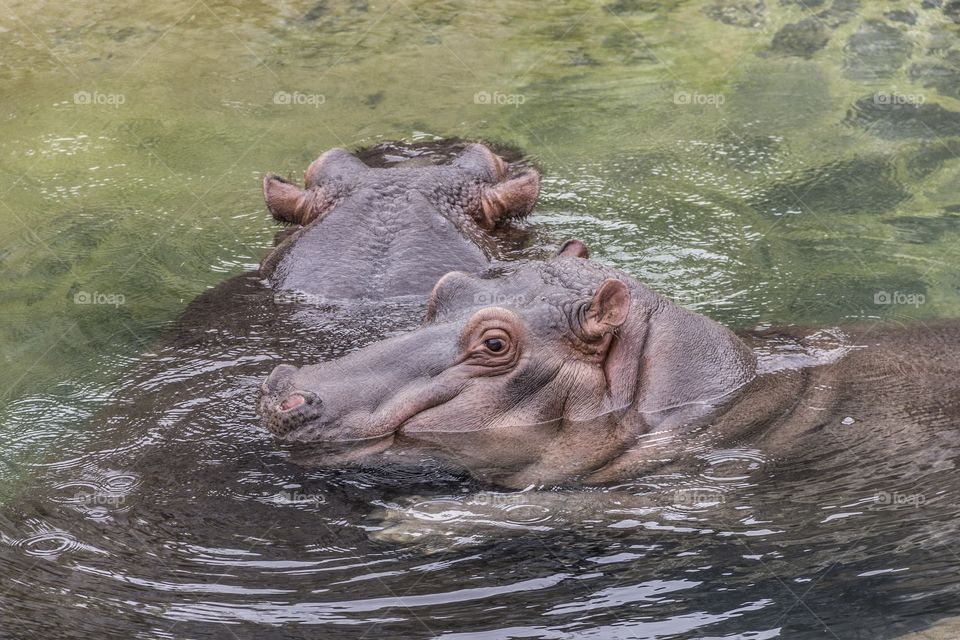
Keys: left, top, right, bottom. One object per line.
{"left": 632, "top": 300, "right": 758, "bottom": 432}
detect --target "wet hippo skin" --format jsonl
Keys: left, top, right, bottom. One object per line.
{"left": 171, "top": 139, "right": 541, "bottom": 355}
{"left": 260, "top": 141, "right": 540, "bottom": 301}
{"left": 259, "top": 240, "right": 960, "bottom": 488}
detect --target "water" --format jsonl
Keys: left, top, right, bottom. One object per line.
{"left": 1, "top": 0, "right": 960, "bottom": 637}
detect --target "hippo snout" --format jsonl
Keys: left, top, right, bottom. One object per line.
{"left": 259, "top": 364, "right": 323, "bottom": 436}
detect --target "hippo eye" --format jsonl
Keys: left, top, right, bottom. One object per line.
{"left": 483, "top": 338, "right": 505, "bottom": 353}
{"left": 464, "top": 321, "right": 518, "bottom": 369}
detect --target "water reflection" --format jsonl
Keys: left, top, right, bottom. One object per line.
{"left": 5, "top": 288, "right": 959, "bottom": 638}
{"left": 1, "top": 0, "right": 960, "bottom": 638}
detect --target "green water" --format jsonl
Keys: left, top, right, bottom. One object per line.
{"left": 2, "top": 0, "right": 959, "bottom": 403}
{"left": 3, "top": 2, "right": 960, "bottom": 637}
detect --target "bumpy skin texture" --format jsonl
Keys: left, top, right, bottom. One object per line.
{"left": 259, "top": 250, "right": 757, "bottom": 486}
{"left": 259, "top": 247, "right": 960, "bottom": 488}
{"left": 260, "top": 143, "right": 540, "bottom": 300}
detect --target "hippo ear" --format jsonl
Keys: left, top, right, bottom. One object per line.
{"left": 455, "top": 143, "right": 508, "bottom": 181}
{"left": 305, "top": 148, "right": 367, "bottom": 188}
{"left": 424, "top": 271, "right": 475, "bottom": 324}
{"left": 263, "top": 174, "right": 330, "bottom": 226}
{"left": 556, "top": 239, "right": 590, "bottom": 259}
{"left": 581, "top": 279, "right": 630, "bottom": 339}
{"left": 582, "top": 279, "right": 647, "bottom": 410}
{"left": 478, "top": 169, "right": 541, "bottom": 229}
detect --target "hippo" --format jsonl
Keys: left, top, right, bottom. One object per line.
{"left": 260, "top": 141, "right": 540, "bottom": 301}
{"left": 171, "top": 139, "right": 541, "bottom": 353}
{"left": 258, "top": 240, "right": 960, "bottom": 488}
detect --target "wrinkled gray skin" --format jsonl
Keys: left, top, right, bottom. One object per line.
{"left": 259, "top": 241, "right": 960, "bottom": 488}
{"left": 261, "top": 143, "right": 540, "bottom": 300}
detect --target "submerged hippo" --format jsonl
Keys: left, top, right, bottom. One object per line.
{"left": 260, "top": 141, "right": 540, "bottom": 300}
{"left": 176, "top": 140, "right": 540, "bottom": 350}
{"left": 259, "top": 240, "right": 960, "bottom": 488}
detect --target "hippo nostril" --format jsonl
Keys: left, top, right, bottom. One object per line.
{"left": 277, "top": 390, "right": 319, "bottom": 414}
{"left": 280, "top": 393, "right": 306, "bottom": 412}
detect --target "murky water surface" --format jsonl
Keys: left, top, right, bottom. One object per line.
{"left": 2, "top": 1, "right": 960, "bottom": 638}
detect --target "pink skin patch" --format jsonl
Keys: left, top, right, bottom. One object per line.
{"left": 279, "top": 393, "right": 306, "bottom": 412}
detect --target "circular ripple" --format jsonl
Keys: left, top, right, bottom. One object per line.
{"left": 700, "top": 448, "right": 766, "bottom": 482}
{"left": 503, "top": 503, "right": 553, "bottom": 525}
{"left": 50, "top": 480, "right": 102, "bottom": 505}
{"left": 102, "top": 473, "right": 141, "bottom": 493}
{"left": 14, "top": 532, "right": 81, "bottom": 558}
{"left": 409, "top": 498, "right": 465, "bottom": 523}
{"left": 81, "top": 506, "right": 113, "bottom": 521}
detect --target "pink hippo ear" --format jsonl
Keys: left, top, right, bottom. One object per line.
{"left": 582, "top": 279, "right": 630, "bottom": 339}
{"left": 262, "top": 174, "right": 330, "bottom": 226}
{"left": 580, "top": 278, "right": 647, "bottom": 410}
{"left": 263, "top": 148, "right": 367, "bottom": 225}
{"left": 478, "top": 169, "right": 541, "bottom": 229}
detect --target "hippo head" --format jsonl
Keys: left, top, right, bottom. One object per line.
{"left": 260, "top": 142, "right": 542, "bottom": 300}
{"left": 258, "top": 241, "right": 756, "bottom": 486}
{"left": 262, "top": 142, "right": 540, "bottom": 230}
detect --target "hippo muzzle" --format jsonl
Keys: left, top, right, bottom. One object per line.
{"left": 259, "top": 361, "right": 411, "bottom": 465}
{"left": 259, "top": 364, "right": 325, "bottom": 437}
{"left": 257, "top": 323, "right": 464, "bottom": 446}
